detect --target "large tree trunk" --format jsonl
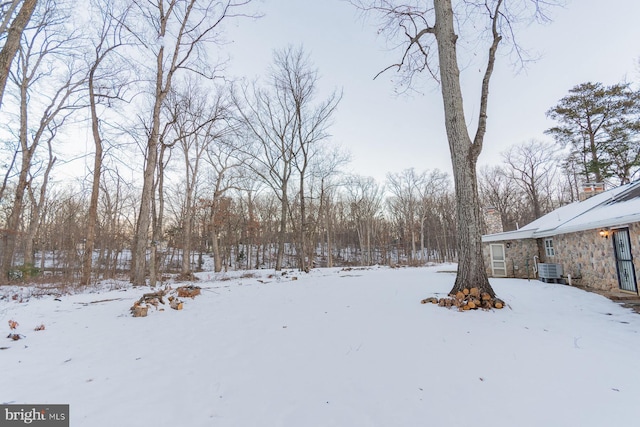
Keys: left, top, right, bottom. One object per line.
{"left": 211, "top": 223, "right": 222, "bottom": 273}
{"left": 181, "top": 159, "right": 194, "bottom": 276}
{"left": 81, "top": 67, "right": 103, "bottom": 286}
{"left": 434, "top": 0, "right": 495, "bottom": 297}
{"left": 449, "top": 153, "right": 493, "bottom": 296}
{"left": 181, "top": 203, "right": 193, "bottom": 275}
{"left": 132, "top": 131, "right": 158, "bottom": 285}
{"left": 0, "top": 0, "right": 37, "bottom": 109}
{"left": 131, "top": 43, "right": 166, "bottom": 285}
{"left": 326, "top": 216, "right": 333, "bottom": 268}
{"left": 298, "top": 174, "right": 309, "bottom": 272}
{"left": 1, "top": 79, "right": 32, "bottom": 284}
{"left": 275, "top": 189, "right": 287, "bottom": 271}
{"left": 149, "top": 144, "right": 168, "bottom": 287}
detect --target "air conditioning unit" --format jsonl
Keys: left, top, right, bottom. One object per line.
{"left": 537, "top": 263, "right": 564, "bottom": 283}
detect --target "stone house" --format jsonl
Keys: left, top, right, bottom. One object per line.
{"left": 482, "top": 181, "right": 640, "bottom": 295}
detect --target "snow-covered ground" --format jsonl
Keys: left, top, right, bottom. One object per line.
{"left": 2, "top": 265, "right": 639, "bottom": 427}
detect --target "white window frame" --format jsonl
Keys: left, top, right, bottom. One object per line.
{"left": 544, "top": 238, "right": 555, "bottom": 257}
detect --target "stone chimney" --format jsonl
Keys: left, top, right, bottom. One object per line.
{"left": 484, "top": 206, "right": 503, "bottom": 235}
{"left": 579, "top": 182, "right": 605, "bottom": 201}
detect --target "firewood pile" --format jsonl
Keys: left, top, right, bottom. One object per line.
{"left": 130, "top": 286, "right": 201, "bottom": 317}
{"left": 176, "top": 285, "right": 201, "bottom": 298}
{"left": 421, "top": 287, "right": 505, "bottom": 311}
{"left": 130, "top": 290, "right": 165, "bottom": 317}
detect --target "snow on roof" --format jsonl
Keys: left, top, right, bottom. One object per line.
{"left": 483, "top": 180, "right": 640, "bottom": 242}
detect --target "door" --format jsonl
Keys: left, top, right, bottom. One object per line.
{"left": 490, "top": 243, "right": 507, "bottom": 277}
{"left": 611, "top": 228, "right": 638, "bottom": 293}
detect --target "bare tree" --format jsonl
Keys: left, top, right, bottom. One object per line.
{"left": 232, "top": 78, "right": 294, "bottom": 271}
{"left": 95, "top": 168, "right": 135, "bottom": 278}
{"left": 233, "top": 45, "right": 340, "bottom": 271}
{"left": 276, "top": 46, "right": 342, "bottom": 272}
{"left": 502, "top": 139, "right": 559, "bottom": 220}
{"left": 0, "top": 0, "right": 38, "bottom": 109}
{"left": 416, "top": 169, "right": 449, "bottom": 261}
{"left": 81, "top": 0, "right": 132, "bottom": 286}
{"left": 343, "top": 175, "right": 384, "bottom": 266}
{"left": 169, "top": 81, "right": 231, "bottom": 277}
{"left": 478, "top": 165, "right": 518, "bottom": 231}
{"left": 128, "top": 0, "right": 254, "bottom": 285}
{"left": 310, "top": 146, "right": 349, "bottom": 268}
{"left": 386, "top": 168, "right": 424, "bottom": 264}
{"left": 0, "top": 0, "right": 85, "bottom": 284}
{"left": 205, "top": 133, "right": 246, "bottom": 272}
{"left": 351, "top": 0, "right": 557, "bottom": 297}
{"left": 22, "top": 127, "right": 55, "bottom": 269}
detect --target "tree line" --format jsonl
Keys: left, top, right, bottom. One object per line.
{"left": 1, "top": 0, "right": 639, "bottom": 286}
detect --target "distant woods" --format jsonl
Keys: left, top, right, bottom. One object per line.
{"left": 0, "top": 0, "right": 639, "bottom": 284}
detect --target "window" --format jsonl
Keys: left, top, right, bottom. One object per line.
{"left": 544, "top": 238, "right": 555, "bottom": 257}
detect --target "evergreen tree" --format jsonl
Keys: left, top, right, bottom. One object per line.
{"left": 546, "top": 82, "right": 640, "bottom": 185}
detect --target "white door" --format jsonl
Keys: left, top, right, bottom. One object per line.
{"left": 490, "top": 244, "right": 507, "bottom": 277}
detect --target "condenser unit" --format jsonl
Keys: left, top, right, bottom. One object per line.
{"left": 537, "top": 263, "right": 564, "bottom": 283}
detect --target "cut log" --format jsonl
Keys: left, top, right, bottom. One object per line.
{"left": 170, "top": 299, "right": 183, "bottom": 310}
{"left": 131, "top": 305, "right": 148, "bottom": 317}
{"left": 176, "top": 286, "right": 201, "bottom": 298}
{"left": 138, "top": 290, "right": 166, "bottom": 305}
{"left": 423, "top": 294, "right": 506, "bottom": 312}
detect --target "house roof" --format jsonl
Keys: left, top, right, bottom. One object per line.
{"left": 483, "top": 180, "right": 640, "bottom": 242}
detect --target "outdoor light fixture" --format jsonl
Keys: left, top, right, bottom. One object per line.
{"left": 599, "top": 228, "right": 610, "bottom": 238}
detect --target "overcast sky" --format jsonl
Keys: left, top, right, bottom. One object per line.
{"left": 223, "top": 0, "right": 640, "bottom": 183}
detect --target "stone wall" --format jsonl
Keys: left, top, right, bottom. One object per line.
{"left": 483, "top": 239, "right": 539, "bottom": 279}
{"left": 484, "top": 222, "right": 640, "bottom": 293}
{"left": 484, "top": 207, "right": 503, "bottom": 235}
{"left": 551, "top": 223, "right": 640, "bottom": 292}
{"left": 550, "top": 229, "right": 614, "bottom": 290}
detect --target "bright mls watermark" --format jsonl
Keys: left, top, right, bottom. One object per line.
{"left": 0, "top": 405, "right": 69, "bottom": 426}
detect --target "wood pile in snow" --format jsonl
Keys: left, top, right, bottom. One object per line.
{"left": 130, "top": 286, "right": 201, "bottom": 317}
{"left": 421, "top": 287, "right": 505, "bottom": 311}
{"left": 176, "top": 285, "right": 201, "bottom": 298}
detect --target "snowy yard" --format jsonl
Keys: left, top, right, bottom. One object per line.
{"left": 2, "top": 265, "right": 639, "bottom": 427}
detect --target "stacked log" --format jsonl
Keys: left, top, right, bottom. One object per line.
{"left": 131, "top": 286, "right": 201, "bottom": 317}
{"left": 421, "top": 287, "right": 505, "bottom": 311}
{"left": 176, "top": 285, "right": 201, "bottom": 298}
